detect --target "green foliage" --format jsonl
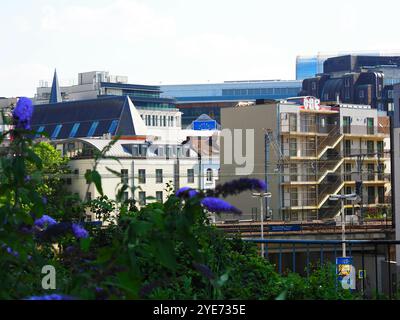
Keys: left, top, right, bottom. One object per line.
{"left": 0, "top": 123, "right": 370, "bottom": 300}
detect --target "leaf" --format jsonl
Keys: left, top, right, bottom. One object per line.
{"left": 26, "top": 148, "right": 43, "bottom": 169}
{"left": 276, "top": 291, "right": 287, "bottom": 300}
{"left": 86, "top": 170, "right": 103, "bottom": 196}
{"left": 106, "top": 167, "right": 122, "bottom": 177}
{"left": 155, "top": 240, "right": 177, "bottom": 271}
{"left": 80, "top": 237, "right": 91, "bottom": 252}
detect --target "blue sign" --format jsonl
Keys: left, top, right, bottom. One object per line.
{"left": 336, "top": 257, "right": 356, "bottom": 290}
{"left": 269, "top": 225, "right": 301, "bottom": 232}
{"left": 193, "top": 120, "right": 217, "bottom": 131}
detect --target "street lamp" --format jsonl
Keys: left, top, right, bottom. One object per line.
{"left": 252, "top": 192, "right": 272, "bottom": 258}
{"left": 329, "top": 193, "right": 358, "bottom": 257}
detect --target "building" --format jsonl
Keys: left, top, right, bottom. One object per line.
{"left": 219, "top": 97, "right": 391, "bottom": 222}
{"left": 34, "top": 70, "right": 177, "bottom": 111}
{"left": 392, "top": 83, "right": 400, "bottom": 270}
{"left": 52, "top": 135, "right": 219, "bottom": 221}
{"left": 160, "top": 80, "right": 302, "bottom": 126}
{"left": 300, "top": 55, "right": 400, "bottom": 112}
{"left": 296, "top": 51, "right": 400, "bottom": 81}
{"left": 0, "top": 98, "right": 16, "bottom": 134}
{"left": 30, "top": 95, "right": 220, "bottom": 213}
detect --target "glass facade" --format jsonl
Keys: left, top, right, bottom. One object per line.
{"left": 296, "top": 57, "right": 319, "bottom": 80}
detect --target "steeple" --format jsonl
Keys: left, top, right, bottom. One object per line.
{"left": 49, "top": 69, "right": 62, "bottom": 104}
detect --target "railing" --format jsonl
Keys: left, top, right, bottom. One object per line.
{"left": 318, "top": 175, "right": 343, "bottom": 207}
{"left": 244, "top": 239, "right": 400, "bottom": 300}
{"left": 342, "top": 125, "right": 390, "bottom": 136}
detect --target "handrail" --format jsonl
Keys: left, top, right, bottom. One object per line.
{"left": 244, "top": 239, "right": 400, "bottom": 245}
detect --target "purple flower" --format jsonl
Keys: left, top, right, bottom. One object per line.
{"left": 25, "top": 294, "right": 76, "bottom": 300}
{"left": 72, "top": 223, "right": 89, "bottom": 239}
{"left": 12, "top": 97, "right": 34, "bottom": 130}
{"left": 176, "top": 187, "right": 199, "bottom": 198}
{"left": 1, "top": 244, "right": 19, "bottom": 258}
{"left": 34, "top": 215, "right": 57, "bottom": 228}
{"left": 42, "top": 196, "right": 48, "bottom": 205}
{"left": 24, "top": 175, "right": 31, "bottom": 182}
{"left": 200, "top": 197, "right": 241, "bottom": 214}
{"left": 213, "top": 178, "right": 267, "bottom": 198}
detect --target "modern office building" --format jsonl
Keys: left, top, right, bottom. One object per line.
{"left": 296, "top": 52, "right": 399, "bottom": 80}
{"left": 219, "top": 97, "right": 391, "bottom": 222}
{"left": 300, "top": 55, "right": 400, "bottom": 112}
{"left": 34, "top": 70, "right": 177, "bottom": 111}
{"left": 160, "top": 80, "right": 302, "bottom": 126}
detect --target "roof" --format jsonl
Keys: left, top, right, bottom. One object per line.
{"left": 31, "top": 96, "right": 147, "bottom": 140}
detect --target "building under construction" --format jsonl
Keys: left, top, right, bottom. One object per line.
{"left": 219, "top": 97, "right": 391, "bottom": 222}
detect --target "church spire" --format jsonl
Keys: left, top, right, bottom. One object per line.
{"left": 49, "top": 69, "right": 62, "bottom": 104}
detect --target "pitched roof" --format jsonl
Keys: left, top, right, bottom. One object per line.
{"left": 31, "top": 96, "right": 147, "bottom": 140}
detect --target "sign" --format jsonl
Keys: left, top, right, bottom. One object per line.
{"left": 358, "top": 270, "right": 366, "bottom": 279}
{"left": 336, "top": 257, "right": 356, "bottom": 290}
{"left": 303, "top": 97, "right": 321, "bottom": 110}
{"left": 269, "top": 225, "right": 301, "bottom": 232}
{"left": 193, "top": 120, "right": 217, "bottom": 131}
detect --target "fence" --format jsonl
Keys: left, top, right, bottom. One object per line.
{"left": 244, "top": 239, "right": 400, "bottom": 299}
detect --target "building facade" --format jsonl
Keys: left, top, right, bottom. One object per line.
{"left": 300, "top": 55, "right": 400, "bottom": 112}
{"left": 53, "top": 137, "right": 219, "bottom": 221}
{"left": 219, "top": 97, "right": 391, "bottom": 222}
{"left": 160, "top": 80, "right": 302, "bottom": 126}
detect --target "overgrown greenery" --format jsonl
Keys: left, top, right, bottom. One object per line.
{"left": 0, "top": 100, "right": 358, "bottom": 300}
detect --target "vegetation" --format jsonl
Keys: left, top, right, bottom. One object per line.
{"left": 0, "top": 98, "right": 360, "bottom": 300}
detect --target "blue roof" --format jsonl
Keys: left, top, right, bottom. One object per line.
{"left": 31, "top": 96, "right": 139, "bottom": 139}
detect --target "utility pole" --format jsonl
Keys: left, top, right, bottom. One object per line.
{"left": 252, "top": 192, "right": 272, "bottom": 258}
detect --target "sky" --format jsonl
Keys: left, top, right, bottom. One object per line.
{"left": 1, "top": 0, "right": 400, "bottom": 97}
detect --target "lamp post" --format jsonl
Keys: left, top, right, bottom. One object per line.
{"left": 252, "top": 192, "right": 272, "bottom": 258}
{"left": 329, "top": 193, "right": 358, "bottom": 257}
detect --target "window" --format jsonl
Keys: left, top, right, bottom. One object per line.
{"left": 311, "top": 82, "right": 316, "bottom": 90}
{"left": 344, "top": 140, "right": 351, "bottom": 157}
{"left": 86, "top": 192, "right": 92, "bottom": 202}
{"left": 367, "top": 118, "right": 374, "bottom": 135}
{"left": 69, "top": 123, "right": 80, "bottom": 138}
{"left": 378, "top": 163, "right": 384, "bottom": 180}
{"left": 206, "top": 168, "right": 213, "bottom": 182}
{"left": 74, "top": 169, "right": 79, "bottom": 175}
{"left": 345, "top": 163, "right": 352, "bottom": 181}
{"left": 290, "top": 164, "right": 298, "bottom": 182}
{"left": 289, "top": 138, "right": 297, "bottom": 157}
{"left": 367, "top": 164, "right": 375, "bottom": 181}
{"left": 87, "top": 122, "right": 99, "bottom": 137}
{"left": 289, "top": 114, "right": 297, "bottom": 132}
{"left": 367, "top": 141, "right": 374, "bottom": 156}
{"left": 66, "top": 177, "right": 72, "bottom": 185}
{"left": 108, "top": 120, "right": 119, "bottom": 135}
{"left": 86, "top": 169, "right": 91, "bottom": 184}
{"left": 378, "top": 187, "right": 385, "bottom": 203}
{"left": 51, "top": 124, "right": 62, "bottom": 139}
{"left": 359, "top": 90, "right": 365, "bottom": 99}
{"left": 121, "top": 169, "right": 129, "bottom": 184}
{"left": 291, "top": 188, "right": 298, "bottom": 207}
{"left": 138, "top": 169, "right": 146, "bottom": 184}
{"left": 156, "top": 169, "right": 163, "bottom": 183}
{"left": 367, "top": 187, "right": 375, "bottom": 204}
{"left": 35, "top": 126, "right": 45, "bottom": 138}
{"left": 343, "top": 116, "right": 351, "bottom": 134}
{"left": 123, "top": 192, "right": 129, "bottom": 202}
{"left": 156, "top": 191, "right": 163, "bottom": 203}
{"left": 377, "top": 141, "right": 384, "bottom": 157}
{"left": 187, "top": 169, "right": 195, "bottom": 183}
{"left": 138, "top": 192, "right": 146, "bottom": 206}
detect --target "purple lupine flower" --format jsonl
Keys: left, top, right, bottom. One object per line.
{"left": 12, "top": 97, "right": 34, "bottom": 130}
{"left": 176, "top": 186, "right": 199, "bottom": 198}
{"left": 24, "top": 175, "right": 31, "bottom": 182}
{"left": 200, "top": 197, "right": 241, "bottom": 214}
{"left": 2, "top": 244, "right": 19, "bottom": 258}
{"left": 34, "top": 215, "right": 57, "bottom": 229}
{"left": 72, "top": 223, "right": 89, "bottom": 239}
{"left": 213, "top": 178, "right": 267, "bottom": 198}
{"left": 25, "top": 294, "right": 76, "bottom": 300}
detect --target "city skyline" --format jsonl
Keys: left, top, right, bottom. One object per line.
{"left": 2, "top": 0, "right": 400, "bottom": 97}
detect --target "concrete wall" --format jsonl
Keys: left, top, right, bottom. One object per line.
{"left": 219, "top": 103, "right": 279, "bottom": 221}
